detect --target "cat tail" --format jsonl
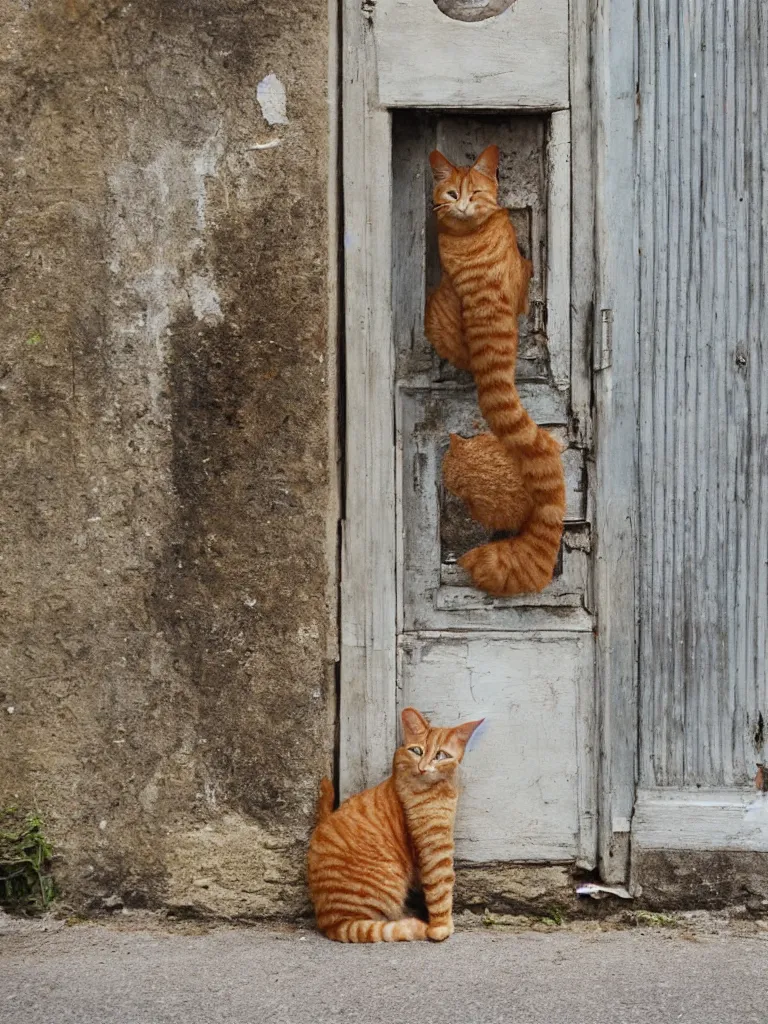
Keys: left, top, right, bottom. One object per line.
{"left": 316, "top": 777, "right": 335, "bottom": 824}
{"left": 321, "top": 917, "right": 428, "bottom": 943}
{"left": 460, "top": 444, "right": 569, "bottom": 598}
{"left": 465, "top": 334, "right": 565, "bottom": 594}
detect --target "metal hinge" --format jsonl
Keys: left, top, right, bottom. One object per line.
{"left": 594, "top": 308, "right": 613, "bottom": 371}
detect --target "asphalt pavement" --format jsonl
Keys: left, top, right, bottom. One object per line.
{"left": 2, "top": 918, "right": 766, "bottom": 1024}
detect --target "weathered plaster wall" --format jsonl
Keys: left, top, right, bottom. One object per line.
{"left": 0, "top": 0, "right": 336, "bottom": 917}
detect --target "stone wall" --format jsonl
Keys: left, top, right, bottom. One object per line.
{"left": 0, "top": 0, "right": 337, "bottom": 917}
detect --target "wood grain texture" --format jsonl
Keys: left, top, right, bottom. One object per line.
{"left": 339, "top": 0, "right": 397, "bottom": 798}
{"left": 374, "top": 0, "right": 569, "bottom": 109}
{"left": 633, "top": 790, "right": 768, "bottom": 853}
{"left": 592, "top": 0, "right": 639, "bottom": 882}
{"left": 325, "top": 0, "right": 342, "bottom": 666}
{"left": 564, "top": 0, "right": 595, "bottom": 656}
{"left": 399, "top": 631, "right": 596, "bottom": 863}
{"left": 637, "top": 0, "right": 768, "bottom": 790}
{"left": 568, "top": 0, "right": 595, "bottom": 451}
{"left": 546, "top": 110, "right": 571, "bottom": 392}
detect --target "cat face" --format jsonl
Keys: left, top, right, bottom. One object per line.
{"left": 429, "top": 145, "right": 500, "bottom": 232}
{"left": 395, "top": 707, "right": 484, "bottom": 783}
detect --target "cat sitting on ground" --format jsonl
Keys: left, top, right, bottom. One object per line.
{"left": 308, "top": 707, "right": 483, "bottom": 942}
{"left": 425, "top": 144, "right": 566, "bottom": 595}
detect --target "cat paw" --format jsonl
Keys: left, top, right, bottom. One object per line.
{"left": 458, "top": 545, "right": 483, "bottom": 574}
{"left": 459, "top": 546, "right": 508, "bottom": 596}
{"left": 426, "top": 920, "right": 454, "bottom": 942}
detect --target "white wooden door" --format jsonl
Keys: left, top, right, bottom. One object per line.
{"left": 629, "top": 0, "right": 768, "bottom": 858}
{"left": 587, "top": 0, "right": 768, "bottom": 881}
{"left": 341, "top": 0, "right": 597, "bottom": 867}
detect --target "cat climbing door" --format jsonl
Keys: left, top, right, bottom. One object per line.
{"left": 341, "top": 0, "right": 597, "bottom": 865}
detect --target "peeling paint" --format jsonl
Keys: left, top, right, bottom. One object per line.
{"left": 188, "top": 273, "right": 223, "bottom": 323}
{"left": 107, "top": 132, "right": 225, "bottom": 415}
{"left": 257, "top": 73, "right": 289, "bottom": 126}
{"left": 297, "top": 623, "right": 320, "bottom": 644}
{"left": 192, "top": 134, "right": 224, "bottom": 233}
{"left": 139, "top": 781, "right": 160, "bottom": 813}
{"left": 247, "top": 139, "right": 282, "bottom": 151}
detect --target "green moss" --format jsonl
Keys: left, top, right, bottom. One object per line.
{"left": 540, "top": 906, "right": 565, "bottom": 927}
{"left": 481, "top": 908, "right": 522, "bottom": 928}
{"left": 25, "top": 330, "right": 43, "bottom": 346}
{"left": 632, "top": 910, "right": 677, "bottom": 928}
{"left": 480, "top": 908, "right": 567, "bottom": 929}
{"left": 0, "top": 807, "right": 56, "bottom": 913}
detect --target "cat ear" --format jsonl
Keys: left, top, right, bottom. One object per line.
{"left": 429, "top": 150, "right": 456, "bottom": 183}
{"left": 448, "top": 433, "right": 466, "bottom": 454}
{"left": 472, "top": 145, "right": 499, "bottom": 182}
{"left": 401, "top": 706, "right": 430, "bottom": 742}
{"left": 448, "top": 718, "right": 485, "bottom": 753}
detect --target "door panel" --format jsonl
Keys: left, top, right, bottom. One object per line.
{"left": 392, "top": 108, "right": 594, "bottom": 862}
{"left": 375, "top": 0, "right": 569, "bottom": 109}
{"left": 627, "top": 0, "right": 768, "bottom": 862}
{"left": 341, "top": 0, "right": 597, "bottom": 867}
{"left": 400, "top": 387, "right": 591, "bottom": 631}
{"left": 400, "top": 632, "right": 596, "bottom": 863}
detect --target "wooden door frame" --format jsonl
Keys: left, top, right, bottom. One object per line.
{"left": 591, "top": 0, "right": 640, "bottom": 883}
{"left": 338, "top": 0, "right": 636, "bottom": 883}
{"left": 338, "top": 0, "right": 397, "bottom": 798}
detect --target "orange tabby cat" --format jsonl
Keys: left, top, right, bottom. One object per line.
{"left": 443, "top": 431, "right": 532, "bottom": 529}
{"left": 425, "top": 144, "right": 565, "bottom": 595}
{"left": 308, "top": 707, "right": 483, "bottom": 943}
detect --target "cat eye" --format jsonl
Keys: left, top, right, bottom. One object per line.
{"left": 434, "top": 750, "right": 451, "bottom": 761}
{"left": 408, "top": 746, "right": 423, "bottom": 756}
{"left": 471, "top": 190, "right": 484, "bottom": 196}
{"left": 446, "top": 190, "right": 458, "bottom": 199}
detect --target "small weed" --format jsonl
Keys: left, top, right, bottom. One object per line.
{"left": 481, "top": 908, "right": 565, "bottom": 930}
{"left": 0, "top": 807, "right": 56, "bottom": 913}
{"left": 25, "top": 330, "right": 43, "bottom": 347}
{"left": 540, "top": 906, "right": 565, "bottom": 927}
{"left": 481, "top": 909, "right": 524, "bottom": 928}
{"left": 632, "top": 910, "right": 677, "bottom": 928}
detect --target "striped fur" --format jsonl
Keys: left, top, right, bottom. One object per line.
{"left": 425, "top": 145, "right": 566, "bottom": 595}
{"left": 308, "top": 708, "right": 483, "bottom": 943}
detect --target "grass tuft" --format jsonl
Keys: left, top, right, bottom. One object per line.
{"left": 0, "top": 807, "right": 56, "bottom": 913}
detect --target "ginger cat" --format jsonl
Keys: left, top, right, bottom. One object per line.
{"left": 425, "top": 144, "right": 566, "bottom": 595}
{"left": 308, "top": 707, "right": 483, "bottom": 943}
{"left": 443, "top": 431, "right": 532, "bottom": 531}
